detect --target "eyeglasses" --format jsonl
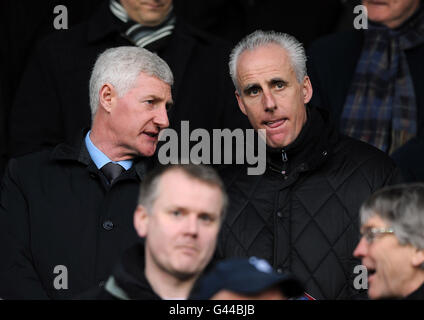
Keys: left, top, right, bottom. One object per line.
{"left": 360, "top": 227, "right": 394, "bottom": 244}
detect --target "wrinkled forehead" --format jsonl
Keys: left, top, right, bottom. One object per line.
{"left": 236, "top": 44, "right": 295, "bottom": 86}
{"left": 237, "top": 44, "right": 291, "bottom": 72}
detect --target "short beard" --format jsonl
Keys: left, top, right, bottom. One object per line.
{"left": 151, "top": 251, "right": 199, "bottom": 282}
{"left": 170, "top": 269, "right": 197, "bottom": 282}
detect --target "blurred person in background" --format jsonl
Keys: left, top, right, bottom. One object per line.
{"left": 190, "top": 256, "right": 304, "bottom": 300}
{"left": 308, "top": 0, "right": 424, "bottom": 181}
{"left": 89, "top": 164, "right": 227, "bottom": 300}
{"left": 354, "top": 183, "right": 424, "bottom": 299}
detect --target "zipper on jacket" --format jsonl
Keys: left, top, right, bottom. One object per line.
{"left": 281, "top": 149, "right": 288, "bottom": 162}
{"left": 281, "top": 149, "right": 288, "bottom": 176}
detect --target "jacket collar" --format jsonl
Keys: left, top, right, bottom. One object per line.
{"left": 108, "top": 242, "right": 161, "bottom": 300}
{"left": 405, "top": 282, "right": 424, "bottom": 300}
{"left": 50, "top": 129, "right": 155, "bottom": 181}
{"left": 110, "top": 242, "right": 218, "bottom": 300}
{"left": 266, "top": 106, "right": 337, "bottom": 174}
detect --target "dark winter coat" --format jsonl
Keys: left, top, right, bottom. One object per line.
{"left": 0, "top": 133, "right": 154, "bottom": 299}
{"left": 80, "top": 242, "right": 161, "bottom": 300}
{"left": 217, "top": 106, "right": 403, "bottom": 299}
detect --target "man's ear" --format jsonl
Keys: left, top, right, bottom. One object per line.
{"left": 134, "top": 205, "right": 149, "bottom": 238}
{"left": 99, "top": 83, "right": 117, "bottom": 113}
{"left": 302, "top": 76, "right": 313, "bottom": 104}
{"left": 411, "top": 248, "right": 424, "bottom": 268}
{"left": 235, "top": 91, "right": 247, "bottom": 116}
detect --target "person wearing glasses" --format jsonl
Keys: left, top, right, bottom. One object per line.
{"left": 354, "top": 183, "right": 424, "bottom": 300}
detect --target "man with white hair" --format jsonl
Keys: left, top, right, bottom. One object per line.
{"left": 0, "top": 46, "right": 173, "bottom": 299}
{"left": 9, "top": 0, "right": 248, "bottom": 158}
{"left": 218, "top": 30, "right": 403, "bottom": 299}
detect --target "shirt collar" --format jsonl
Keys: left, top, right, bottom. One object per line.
{"left": 85, "top": 131, "right": 133, "bottom": 170}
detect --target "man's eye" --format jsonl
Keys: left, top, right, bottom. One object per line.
{"left": 361, "top": 228, "right": 375, "bottom": 242}
{"left": 145, "top": 100, "right": 154, "bottom": 105}
{"left": 276, "top": 82, "right": 285, "bottom": 89}
{"left": 199, "top": 214, "right": 214, "bottom": 222}
{"left": 249, "top": 88, "right": 259, "bottom": 95}
{"left": 245, "top": 87, "right": 260, "bottom": 96}
{"left": 172, "top": 210, "right": 181, "bottom": 217}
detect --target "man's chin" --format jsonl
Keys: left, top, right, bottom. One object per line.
{"left": 266, "top": 138, "right": 288, "bottom": 149}
{"left": 137, "top": 143, "right": 158, "bottom": 157}
{"left": 142, "top": 149, "right": 156, "bottom": 157}
{"left": 170, "top": 268, "right": 198, "bottom": 281}
{"left": 368, "top": 285, "right": 385, "bottom": 300}
{"left": 169, "top": 259, "right": 204, "bottom": 281}
{"left": 265, "top": 132, "right": 292, "bottom": 149}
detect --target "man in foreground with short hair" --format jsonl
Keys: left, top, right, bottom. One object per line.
{"left": 218, "top": 30, "right": 403, "bottom": 299}
{"left": 90, "top": 164, "right": 227, "bottom": 300}
{"left": 0, "top": 46, "right": 172, "bottom": 299}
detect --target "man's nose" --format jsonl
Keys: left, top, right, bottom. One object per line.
{"left": 353, "top": 236, "right": 368, "bottom": 258}
{"left": 184, "top": 215, "right": 199, "bottom": 237}
{"left": 262, "top": 91, "right": 277, "bottom": 112}
{"left": 154, "top": 104, "right": 170, "bottom": 129}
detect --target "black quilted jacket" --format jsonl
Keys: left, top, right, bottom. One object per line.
{"left": 217, "top": 107, "right": 403, "bottom": 300}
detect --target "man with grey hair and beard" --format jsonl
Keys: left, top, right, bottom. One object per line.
{"left": 218, "top": 30, "right": 403, "bottom": 299}
{"left": 0, "top": 46, "right": 173, "bottom": 299}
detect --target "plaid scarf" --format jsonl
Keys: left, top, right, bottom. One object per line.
{"left": 341, "top": 5, "right": 424, "bottom": 154}
{"left": 109, "top": 0, "right": 176, "bottom": 50}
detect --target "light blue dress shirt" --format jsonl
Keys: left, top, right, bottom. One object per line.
{"left": 85, "top": 131, "right": 133, "bottom": 170}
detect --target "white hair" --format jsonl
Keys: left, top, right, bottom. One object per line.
{"left": 360, "top": 183, "right": 424, "bottom": 268}
{"left": 229, "top": 30, "right": 307, "bottom": 91}
{"left": 89, "top": 46, "right": 173, "bottom": 117}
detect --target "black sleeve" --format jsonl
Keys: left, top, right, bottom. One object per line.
{"left": 0, "top": 159, "right": 49, "bottom": 299}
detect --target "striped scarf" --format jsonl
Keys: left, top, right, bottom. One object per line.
{"left": 109, "top": 0, "right": 176, "bottom": 49}
{"left": 341, "top": 6, "right": 424, "bottom": 154}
